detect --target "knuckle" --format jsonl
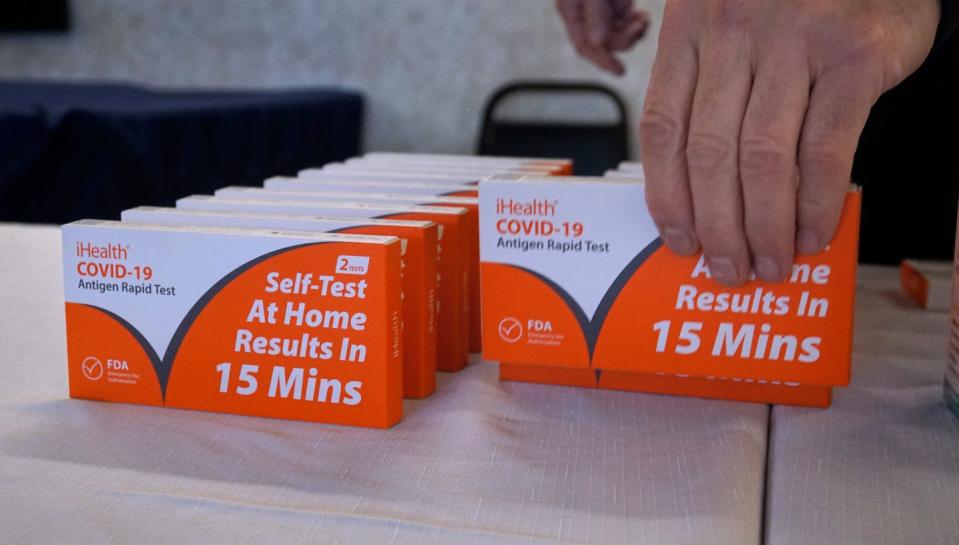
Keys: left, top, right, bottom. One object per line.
{"left": 842, "top": 19, "right": 887, "bottom": 63}
{"left": 744, "top": 212, "right": 791, "bottom": 253}
{"left": 796, "top": 187, "right": 845, "bottom": 236}
{"left": 812, "top": 16, "right": 887, "bottom": 72}
{"left": 796, "top": 190, "right": 832, "bottom": 216}
{"left": 647, "top": 202, "right": 683, "bottom": 232}
{"left": 645, "top": 187, "right": 687, "bottom": 227}
{"left": 663, "top": 0, "right": 692, "bottom": 23}
{"left": 639, "top": 105, "right": 685, "bottom": 157}
{"left": 711, "top": 0, "right": 755, "bottom": 28}
{"left": 739, "top": 134, "right": 794, "bottom": 183}
{"left": 686, "top": 131, "right": 735, "bottom": 175}
{"left": 693, "top": 210, "right": 741, "bottom": 251}
{"left": 800, "top": 138, "right": 848, "bottom": 174}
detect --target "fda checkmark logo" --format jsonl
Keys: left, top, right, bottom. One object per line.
{"left": 497, "top": 317, "right": 523, "bottom": 343}
{"left": 80, "top": 356, "right": 103, "bottom": 381}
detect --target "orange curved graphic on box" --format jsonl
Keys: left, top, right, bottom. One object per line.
{"left": 65, "top": 303, "right": 164, "bottom": 405}
{"left": 163, "top": 243, "right": 402, "bottom": 428}
{"left": 480, "top": 263, "right": 589, "bottom": 368}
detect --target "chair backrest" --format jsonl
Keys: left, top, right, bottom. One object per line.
{"left": 477, "top": 81, "right": 629, "bottom": 175}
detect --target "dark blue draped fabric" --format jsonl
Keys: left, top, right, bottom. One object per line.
{"left": 0, "top": 81, "right": 363, "bottom": 223}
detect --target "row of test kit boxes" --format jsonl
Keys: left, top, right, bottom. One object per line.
{"left": 479, "top": 171, "right": 862, "bottom": 408}
{"left": 63, "top": 153, "right": 573, "bottom": 429}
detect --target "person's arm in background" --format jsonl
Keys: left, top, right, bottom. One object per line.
{"left": 555, "top": 0, "right": 651, "bottom": 74}
{"left": 557, "top": 0, "right": 943, "bottom": 286}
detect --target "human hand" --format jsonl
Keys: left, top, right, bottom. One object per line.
{"left": 555, "top": 0, "right": 651, "bottom": 75}
{"left": 639, "top": 0, "right": 940, "bottom": 286}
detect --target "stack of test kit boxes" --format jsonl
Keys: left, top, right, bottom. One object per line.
{"left": 478, "top": 170, "right": 862, "bottom": 408}
{"left": 62, "top": 153, "right": 572, "bottom": 428}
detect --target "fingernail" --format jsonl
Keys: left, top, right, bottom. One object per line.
{"left": 754, "top": 256, "right": 782, "bottom": 282}
{"left": 662, "top": 227, "right": 695, "bottom": 254}
{"left": 796, "top": 228, "right": 820, "bottom": 254}
{"left": 708, "top": 256, "right": 739, "bottom": 285}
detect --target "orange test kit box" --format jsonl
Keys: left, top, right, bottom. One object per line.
{"left": 359, "top": 152, "right": 573, "bottom": 175}
{"left": 495, "top": 364, "right": 833, "bottom": 407}
{"left": 343, "top": 157, "right": 560, "bottom": 175}
{"left": 267, "top": 175, "right": 477, "bottom": 198}
{"left": 62, "top": 220, "right": 403, "bottom": 428}
{"left": 120, "top": 207, "right": 439, "bottom": 399}
{"left": 176, "top": 195, "right": 471, "bottom": 372}
{"left": 222, "top": 183, "right": 483, "bottom": 352}
{"left": 323, "top": 161, "right": 556, "bottom": 178}
{"left": 298, "top": 169, "right": 482, "bottom": 187}
{"left": 479, "top": 176, "right": 861, "bottom": 405}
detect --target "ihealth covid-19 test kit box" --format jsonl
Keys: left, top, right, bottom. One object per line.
{"left": 323, "top": 162, "right": 556, "bottom": 178}
{"left": 217, "top": 184, "right": 484, "bottom": 352}
{"left": 120, "top": 207, "right": 439, "bottom": 399}
{"left": 63, "top": 220, "right": 403, "bottom": 428}
{"left": 176, "top": 195, "right": 471, "bottom": 372}
{"left": 264, "top": 176, "right": 482, "bottom": 347}
{"left": 312, "top": 154, "right": 567, "bottom": 182}
{"left": 298, "top": 169, "right": 482, "bottom": 187}
{"left": 343, "top": 157, "right": 561, "bottom": 174}
{"left": 358, "top": 152, "right": 573, "bottom": 175}
{"left": 266, "top": 176, "right": 477, "bottom": 198}
{"left": 479, "top": 176, "right": 861, "bottom": 407}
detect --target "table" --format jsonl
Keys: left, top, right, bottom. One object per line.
{"left": 766, "top": 267, "right": 959, "bottom": 544}
{"left": 0, "top": 225, "right": 956, "bottom": 545}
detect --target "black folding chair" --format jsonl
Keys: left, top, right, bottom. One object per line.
{"left": 477, "top": 81, "right": 630, "bottom": 175}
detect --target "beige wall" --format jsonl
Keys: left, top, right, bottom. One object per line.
{"left": 0, "top": 0, "right": 663, "bottom": 157}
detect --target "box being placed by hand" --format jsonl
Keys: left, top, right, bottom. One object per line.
{"left": 63, "top": 220, "right": 404, "bottom": 428}
{"left": 479, "top": 176, "right": 861, "bottom": 404}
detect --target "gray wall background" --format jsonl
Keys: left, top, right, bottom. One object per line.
{"left": 0, "top": 0, "right": 663, "bottom": 157}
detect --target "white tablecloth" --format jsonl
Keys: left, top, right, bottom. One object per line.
{"left": 766, "top": 267, "right": 959, "bottom": 545}
{"left": 0, "top": 225, "right": 768, "bottom": 545}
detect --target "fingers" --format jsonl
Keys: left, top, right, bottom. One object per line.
{"left": 582, "top": 0, "right": 614, "bottom": 49}
{"left": 555, "top": 0, "right": 622, "bottom": 74}
{"left": 685, "top": 33, "right": 754, "bottom": 286}
{"left": 738, "top": 48, "right": 810, "bottom": 281}
{"left": 796, "top": 68, "right": 877, "bottom": 254}
{"left": 608, "top": 11, "right": 648, "bottom": 50}
{"left": 556, "top": 0, "right": 645, "bottom": 74}
{"left": 640, "top": 4, "right": 699, "bottom": 258}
